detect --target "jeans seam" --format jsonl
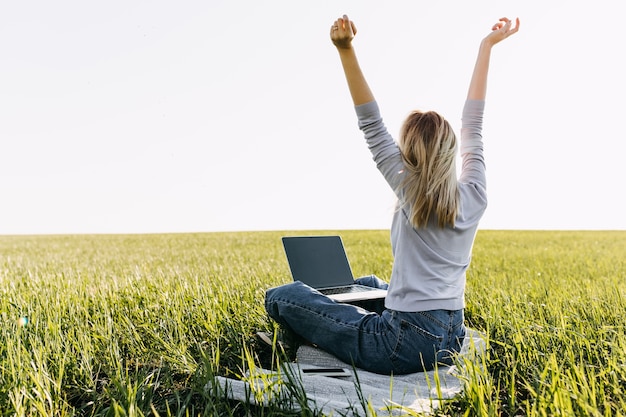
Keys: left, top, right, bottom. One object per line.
{"left": 272, "top": 297, "right": 384, "bottom": 336}
{"left": 390, "top": 319, "right": 442, "bottom": 362}
{"left": 418, "top": 311, "right": 448, "bottom": 329}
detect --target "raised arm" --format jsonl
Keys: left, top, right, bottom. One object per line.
{"left": 467, "top": 17, "right": 520, "bottom": 100}
{"left": 330, "top": 15, "right": 375, "bottom": 106}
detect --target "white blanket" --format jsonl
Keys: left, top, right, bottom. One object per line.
{"left": 211, "top": 329, "right": 485, "bottom": 416}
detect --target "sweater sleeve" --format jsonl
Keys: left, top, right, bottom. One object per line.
{"left": 459, "top": 100, "right": 486, "bottom": 190}
{"left": 355, "top": 101, "right": 405, "bottom": 195}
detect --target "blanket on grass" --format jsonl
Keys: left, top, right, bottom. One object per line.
{"left": 211, "top": 329, "right": 486, "bottom": 416}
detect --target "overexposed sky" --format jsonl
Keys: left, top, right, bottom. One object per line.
{"left": 1, "top": 1, "right": 624, "bottom": 234}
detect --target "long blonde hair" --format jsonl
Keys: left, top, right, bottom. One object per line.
{"left": 398, "top": 110, "right": 459, "bottom": 229}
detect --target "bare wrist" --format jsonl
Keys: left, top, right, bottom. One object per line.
{"left": 479, "top": 39, "right": 494, "bottom": 51}
{"left": 334, "top": 43, "right": 354, "bottom": 51}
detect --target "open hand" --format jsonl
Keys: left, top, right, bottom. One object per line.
{"left": 330, "top": 14, "right": 357, "bottom": 49}
{"left": 483, "top": 17, "right": 520, "bottom": 47}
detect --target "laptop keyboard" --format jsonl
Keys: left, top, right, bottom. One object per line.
{"left": 321, "top": 285, "right": 371, "bottom": 295}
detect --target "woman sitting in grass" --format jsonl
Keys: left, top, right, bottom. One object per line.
{"left": 265, "top": 14, "right": 519, "bottom": 374}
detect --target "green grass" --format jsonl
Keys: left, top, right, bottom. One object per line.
{"left": 1, "top": 230, "right": 625, "bottom": 416}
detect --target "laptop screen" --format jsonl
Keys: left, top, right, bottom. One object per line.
{"left": 282, "top": 236, "right": 355, "bottom": 289}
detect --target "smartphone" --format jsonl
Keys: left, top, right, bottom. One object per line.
{"left": 301, "top": 367, "right": 351, "bottom": 377}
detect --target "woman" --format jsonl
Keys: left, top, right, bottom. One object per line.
{"left": 265, "top": 15, "right": 519, "bottom": 375}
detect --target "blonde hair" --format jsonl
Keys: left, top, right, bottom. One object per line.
{"left": 398, "top": 110, "right": 459, "bottom": 229}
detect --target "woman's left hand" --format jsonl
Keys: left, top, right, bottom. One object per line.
{"left": 330, "top": 14, "right": 357, "bottom": 50}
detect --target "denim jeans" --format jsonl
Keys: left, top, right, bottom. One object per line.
{"left": 264, "top": 275, "right": 466, "bottom": 375}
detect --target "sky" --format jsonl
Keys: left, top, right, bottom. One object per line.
{"left": 1, "top": 0, "right": 625, "bottom": 235}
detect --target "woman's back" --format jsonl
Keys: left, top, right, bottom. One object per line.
{"left": 357, "top": 99, "right": 487, "bottom": 312}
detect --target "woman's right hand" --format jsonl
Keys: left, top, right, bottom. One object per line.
{"left": 467, "top": 17, "right": 520, "bottom": 101}
{"left": 482, "top": 17, "right": 520, "bottom": 47}
{"left": 330, "top": 14, "right": 357, "bottom": 49}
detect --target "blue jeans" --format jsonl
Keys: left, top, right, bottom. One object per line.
{"left": 265, "top": 275, "right": 466, "bottom": 375}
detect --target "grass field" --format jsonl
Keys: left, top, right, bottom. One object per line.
{"left": 1, "top": 230, "right": 625, "bottom": 416}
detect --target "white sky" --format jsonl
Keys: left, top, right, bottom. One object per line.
{"left": 1, "top": 1, "right": 624, "bottom": 235}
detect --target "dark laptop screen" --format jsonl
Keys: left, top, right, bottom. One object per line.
{"left": 282, "top": 236, "right": 355, "bottom": 289}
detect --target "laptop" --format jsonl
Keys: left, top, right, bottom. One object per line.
{"left": 281, "top": 236, "right": 387, "bottom": 303}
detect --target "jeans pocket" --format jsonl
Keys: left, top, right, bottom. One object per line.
{"left": 390, "top": 319, "right": 444, "bottom": 373}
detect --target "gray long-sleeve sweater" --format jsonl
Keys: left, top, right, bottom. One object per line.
{"left": 355, "top": 100, "right": 487, "bottom": 312}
